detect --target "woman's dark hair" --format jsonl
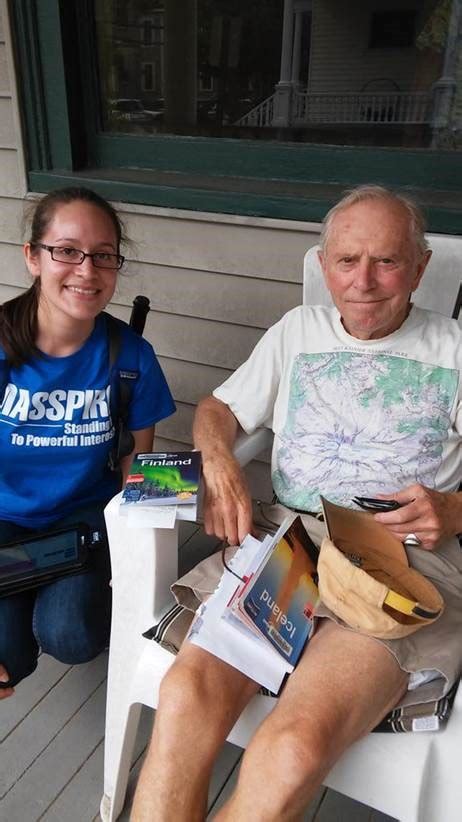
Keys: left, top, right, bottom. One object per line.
{"left": 0, "top": 187, "right": 126, "bottom": 367}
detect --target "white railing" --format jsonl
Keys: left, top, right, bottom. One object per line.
{"left": 235, "top": 90, "right": 432, "bottom": 128}
{"left": 293, "top": 91, "right": 431, "bottom": 125}
{"left": 235, "top": 94, "right": 275, "bottom": 127}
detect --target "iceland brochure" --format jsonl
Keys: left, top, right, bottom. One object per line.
{"left": 189, "top": 515, "right": 319, "bottom": 693}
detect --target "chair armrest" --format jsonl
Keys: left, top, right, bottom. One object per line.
{"left": 104, "top": 493, "right": 179, "bottom": 634}
{"left": 233, "top": 427, "right": 273, "bottom": 467}
{"left": 105, "top": 429, "right": 272, "bottom": 637}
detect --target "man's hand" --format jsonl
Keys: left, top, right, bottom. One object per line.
{"left": 373, "top": 484, "right": 462, "bottom": 551}
{"left": 0, "top": 664, "right": 14, "bottom": 699}
{"left": 202, "top": 452, "right": 253, "bottom": 546}
{"left": 194, "top": 396, "right": 254, "bottom": 545}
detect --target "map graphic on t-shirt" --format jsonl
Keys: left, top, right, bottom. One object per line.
{"left": 272, "top": 351, "right": 458, "bottom": 511}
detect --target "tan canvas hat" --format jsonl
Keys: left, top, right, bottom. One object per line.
{"left": 318, "top": 498, "right": 444, "bottom": 639}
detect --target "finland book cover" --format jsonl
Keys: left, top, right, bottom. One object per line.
{"left": 121, "top": 451, "right": 202, "bottom": 507}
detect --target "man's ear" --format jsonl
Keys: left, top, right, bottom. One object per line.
{"left": 24, "top": 243, "right": 41, "bottom": 279}
{"left": 317, "top": 248, "right": 326, "bottom": 274}
{"left": 411, "top": 249, "right": 432, "bottom": 292}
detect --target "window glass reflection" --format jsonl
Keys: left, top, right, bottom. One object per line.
{"left": 95, "top": 0, "right": 462, "bottom": 150}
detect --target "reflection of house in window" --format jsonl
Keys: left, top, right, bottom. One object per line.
{"left": 96, "top": 0, "right": 461, "bottom": 148}
{"left": 235, "top": 0, "right": 459, "bottom": 143}
{"left": 142, "top": 19, "right": 154, "bottom": 46}
{"left": 138, "top": 11, "right": 164, "bottom": 97}
{"left": 114, "top": 54, "right": 127, "bottom": 85}
{"left": 199, "top": 73, "right": 214, "bottom": 93}
{"left": 142, "top": 61, "right": 163, "bottom": 94}
{"left": 141, "top": 14, "right": 163, "bottom": 47}
{"left": 142, "top": 63, "right": 154, "bottom": 91}
{"left": 369, "top": 11, "right": 417, "bottom": 49}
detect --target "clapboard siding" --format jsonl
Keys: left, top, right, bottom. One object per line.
{"left": 123, "top": 208, "right": 319, "bottom": 280}
{"left": 0, "top": 197, "right": 320, "bottom": 279}
{"left": 0, "top": 150, "right": 25, "bottom": 197}
{"left": 310, "top": 0, "right": 422, "bottom": 94}
{"left": 0, "top": 96, "right": 15, "bottom": 146}
{"left": 0, "top": 241, "right": 29, "bottom": 286}
{"left": 0, "top": 283, "right": 20, "bottom": 303}
{"left": 106, "top": 301, "right": 265, "bottom": 370}
{"left": 0, "top": 196, "right": 27, "bottom": 242}
{"left": 118, "top": 263, "right": 302, "bottom": 329}
{"left": 156, "top": 401, "right": 194, "bottom": 443}
{"left": 0, "top": 44, "right": 9, "bottom": 92}
{"left": 158, "top": 358, "right": 232, "bottom": 405}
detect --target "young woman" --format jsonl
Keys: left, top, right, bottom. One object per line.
{"left": 0, "top": 187, "right": 175, "bottom": 699}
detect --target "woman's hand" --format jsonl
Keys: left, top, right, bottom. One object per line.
{"left": 0, "top": 664, "right": 14, "bottom": 699}
{"left": 373, "top": 484, "right": 462, "bottom": 551}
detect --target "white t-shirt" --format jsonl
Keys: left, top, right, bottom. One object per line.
{"left": 214, "top": 305, "right": 462, "bottom": 513}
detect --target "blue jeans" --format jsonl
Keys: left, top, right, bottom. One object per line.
{"left": 0, "top": 503, "right": 112, "bottom": 688}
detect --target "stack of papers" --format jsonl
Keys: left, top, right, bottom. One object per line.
{"left": 189, "top": 515, "right": 319, "bottom": 693}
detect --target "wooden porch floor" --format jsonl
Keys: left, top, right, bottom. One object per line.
{"left": 0, "top": 522, "right": 396, "bottom": 822}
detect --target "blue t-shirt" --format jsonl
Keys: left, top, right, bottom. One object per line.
{"left": 0, "top": 315, "right": 175, "bottom": 527}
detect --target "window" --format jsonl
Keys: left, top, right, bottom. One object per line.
{"left": 11, "top": 0, "right": 462, "bottom": 232}
{"left": 142, "top": 63, "right": 154, "bottom": 92}
{"left": 141, "top": 15, "right": 163, "bottom": 47}
{"left": 141, "top": 19, "right": 154, "bottom": 47}
{"left": 369, "top": 11, "right": 417, "bottom": 49}
{"left": 199, "top": 74, "right": 214, "bottom": 93}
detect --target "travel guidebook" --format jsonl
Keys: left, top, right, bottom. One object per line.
{"left": 189, "top": 515, "right": 320, "bottom": 693}
{"left": 120, "top": 450, "right": 202, "bottom": 527}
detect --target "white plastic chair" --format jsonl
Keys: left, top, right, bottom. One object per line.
{"left": 100, "top": 238, "right": 462, "bottom": 822}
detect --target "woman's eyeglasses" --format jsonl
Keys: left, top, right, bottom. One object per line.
{"left": 32, "top": 243, "right": 125, "bottom": 270}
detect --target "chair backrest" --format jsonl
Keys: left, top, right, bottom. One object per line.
{"left": 129, "top": 294, "right": 150, "bottom": 334}
{"left": 303, "top": 236, "right": 462, "bottom": 321}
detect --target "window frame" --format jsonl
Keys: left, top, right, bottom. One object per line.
{"left": 10, "top": 0, "right": 462, "bottom": 234}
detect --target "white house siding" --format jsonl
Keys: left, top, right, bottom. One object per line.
{"left": 309, "top": 0, "right": 430, "bottom": 95}
{"left": 0, "top": 4, "right": 26, "bottom": 199}
{"left": 0, "top": 2, "right": 323, "bottom": 501}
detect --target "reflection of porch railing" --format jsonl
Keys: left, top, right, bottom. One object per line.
{"left": 235, "top": 90, "right": 431, "bottom": 128}
{"left": 235, "top": 94, "right": 275, "bottom": 127}
{"left": 293, "top": 91, "right": 431, "bottom": 125}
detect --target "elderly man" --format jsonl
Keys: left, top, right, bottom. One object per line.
{"left": 132, "top": 186, "right": 462, "bottom": 821}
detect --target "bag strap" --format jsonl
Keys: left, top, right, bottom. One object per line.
{"left": 0, "top": 348, "right": 8, "bottom": 407}
{"left": 104, "top": 312, "right": 140, "bottom": 472}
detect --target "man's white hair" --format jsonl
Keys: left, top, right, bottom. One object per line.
{"left": 320, "top": 185, "right": 429, "bottom": 258}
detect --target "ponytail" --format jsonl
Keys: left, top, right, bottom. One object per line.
{"left": 0, "top": 283, "right": 40, "bottom": 366}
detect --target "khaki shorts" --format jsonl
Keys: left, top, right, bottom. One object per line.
{"left": 173, "top": 501, "right": 462, "bottom": 707}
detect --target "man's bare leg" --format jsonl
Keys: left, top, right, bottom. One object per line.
{"left": 131, "top": 643, "right": 260, "bottom": 822}
{"left": 215, "top": 620, "right": 408, "bottom": 822}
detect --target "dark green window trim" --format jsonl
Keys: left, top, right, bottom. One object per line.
{"left": 27, "top": 169, "right": 462, "bottom": 235}
{"left": 10, "top": 0, "right": 462, "bottom": 234}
